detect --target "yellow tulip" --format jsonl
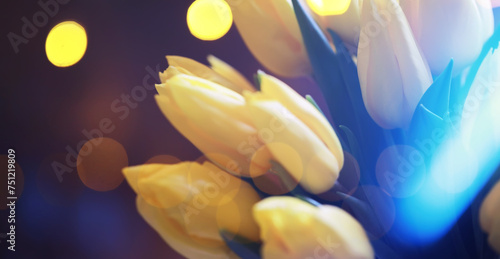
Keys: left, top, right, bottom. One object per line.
{"left": 245, "top": 72, "right": 344, "bottom": 194}
{"left": 480, "top": 181, "right": 500, "bottom": 253}
{"left": 357, "top": 0, "right": 433, "bottom": 129}
{"left": 258, "top": 71, "right": 344, "bottom": 166}
{"left": 123, "top": 161, "right": 261, "bottom": 259}
{"left": 254, "top": 196, "right": 374, "bottom": 259}
{"left": 156, "top": 57, "right": 269, "bottom": 177}
{"left": 155, "top": 57, "right": 343, "bottom": 193}
{"left": 225, "top": 0, "right": 312, "bottom": 77}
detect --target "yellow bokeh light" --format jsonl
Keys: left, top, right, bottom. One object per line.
{"left": 307, "top": 0, "right": 351, "bottom": 16}
{"left": 187, "top": 0, "right": 233, "bottom": 41}
{"left": 45, "top": 21, "right": 87, "bottom": 67}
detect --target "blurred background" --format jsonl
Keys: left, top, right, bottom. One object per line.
{"left": 0, "top": 0, "right": 327, "bottom": 258}
{"left": 2, "top": 1, "right": 500, "bottom": 259}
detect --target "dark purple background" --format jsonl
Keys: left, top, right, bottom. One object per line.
{"left": 0, "top": 0, "right": 327, "bottom": 258}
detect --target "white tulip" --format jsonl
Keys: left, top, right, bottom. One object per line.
{"left": 400, "top": 0, "right": 494, "bottom": 75}
{"left": 357, "top": 0, "right": 433, "bottom": 129}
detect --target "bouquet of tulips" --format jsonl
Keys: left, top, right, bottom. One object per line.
{"left": 123, "top": 0, "right": 500, "bottom": 258}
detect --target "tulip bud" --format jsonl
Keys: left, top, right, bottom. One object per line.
{"left": 161, "top": 55, "right": 255, "bottom": 94}
{"left": 357, "top": 0, "right": 433, "bottom": 129}
{"left": 226, "top": 0, "right": 312, "bottom": 77}
{"left": 259, "top": 72, "right": 344, "bottom": 166}
{"left": 155, "top": 57, "right": 343, "bottom": 193}
{"left": 155, "top": 71, "right": 270, "bottom": 177}
{"left": 254, "top": 196, "right": 374, "bottom": 259}
{"left": 244, "top": 72, "right": 343, "bottom": 194}
{"left": 480, "top": 181, "right": 500, "bottom": 253}
{"left": 400, "top": 0, "right": 494, "bottom": 75}
{"left": 123, "top": 161, "right": 261, "bottom": 259}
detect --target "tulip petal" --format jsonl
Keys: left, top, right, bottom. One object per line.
{"left": 155, "top": 95, "right": 261, "bottom": 176}
{"left": 136, "top": 197, "right": 239, "bottom": 259}
{"left": 167, "top": 75, "right": 259, "bottom": 153}
{"left": 229, "top": 0, "right": 311, "bottom": 77}
{"left": 123, "top": 163, "right": 193, "bottom": 209}
{"left": 316, "top": 205, "right": 375, "bottom": 258}
{"left": 259, "top": 72, "right": 344, "bottom": 166}
{"left": 357, "top": 0, "right": 433, "bottom": 129}
{"left": 207, "top": 55, "right": 256, "bottom": 93}
{"left": 253, "top": 196, "right": 374, "bottom": 259}
{"left": 164, "top": 55, "right": 248, "bottom": 94}
{"left": 400, "top": 0, "right": 494, "bottom": 75}
{"left": 126, "top": 160, "right": 262, "bottom": 258}
{"left": 246, "top": 98, "right": 340, "bottom": 194}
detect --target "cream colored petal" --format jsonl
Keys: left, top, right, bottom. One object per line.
{"left": 253, "top": 196, "right": 317, "bottom": 259}
{"left": 207, "top": 55, "right": 256, "bottom": 93}
{"left": 133, "top": 161, "right": 261, "bottom": 242}
{"left": 159, "top": 66, "right": 183, "bottom": 83}
{"left": 137, "top": 197, "right": 239, "bottom": 259}
{"left": 155, "top": 95, "right": 254, "bottom": 176}
{"left": 246, "top": 98, "right": 340, "bottom": 194}
{"left": 400, "top": 0, "right": 494, "bottom": 75}
{"left": 167, "top": 73, "right": 245, "bottom": 102}
{"left": 185, "top": 161, "right": 243, "bottom": 207}
{"left": 316, "top": 206, "right": 374, "bottom": 258}
{"left": 357, "top": 0, "right": 432, "bottom": 129}
{"left": 254, "top": 197, "right": 373, "bottom": 259}
{"left": 264, "top": 0, "right": 303, "bottom": 41}
{"left": 123, "top": 163, "right": 193, "bottom": 209}
{"left": 215, "top": 182, "right": 262, "bottom": 242}
{"left": 167, "top": 75, "right": 258, "bottom": 151}
{"left": 259, "top": 72, "right": 344, "bottom": 166}
{"left": 165, "top": 163, "right": 261, "bottom": 242}
{"left": 228, "top": 0, "right": 311, "bottom": 77}
{"left": 164, "top": 55, "right": 245, "bottom": 93}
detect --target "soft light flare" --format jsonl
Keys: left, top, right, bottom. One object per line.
{"left": 187, "top": 0, "right": 233, "bottom": 41}
{"left": 306, "top": 0, "right": 351, "bottom": 16}
{"left": 45, "top": 21, "right": 87, "bottom": 67}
